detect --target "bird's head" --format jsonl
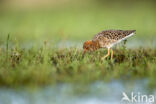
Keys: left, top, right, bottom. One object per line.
{"left": 83, "top": 40, "right": 100, "bottom": 54}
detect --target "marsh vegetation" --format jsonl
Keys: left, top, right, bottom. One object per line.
{"left": 0, "top": 39, "right": 156, "bottom": 88}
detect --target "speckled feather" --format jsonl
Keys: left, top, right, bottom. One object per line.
{"left": 92, "top": 30, "right": 136, "bottom": 48}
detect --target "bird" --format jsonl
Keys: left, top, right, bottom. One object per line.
{"left": 83, "top": 30, "right": 136, "bottom": 60}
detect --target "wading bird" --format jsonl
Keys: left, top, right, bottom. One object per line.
{"left": 83, "top": 30, "right": 136, "bottom": 60}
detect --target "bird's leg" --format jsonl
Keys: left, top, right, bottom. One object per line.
{"left": 111, "top": 48, "right": 113, "bottom": 60}
{"left": 102, "top": 48, "right": 110, "bottom": 60}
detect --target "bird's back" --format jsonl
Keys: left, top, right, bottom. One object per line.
{"left": 92, "top": 30, "right": 136, "bottom": 48}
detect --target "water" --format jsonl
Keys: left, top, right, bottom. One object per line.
{"left": 0, "top": 80, "right": 155, "bottom": 104}
{"left": 1, "top": 39, "right": 156, "bottom": 50}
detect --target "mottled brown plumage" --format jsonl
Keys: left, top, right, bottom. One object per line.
{"left": 93, "top": 30, "right": 136, "bottom": 48}
{"left": 83, "top": 29, "right": 136, "bottom": 60}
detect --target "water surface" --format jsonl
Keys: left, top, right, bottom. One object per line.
{"left": 0, "top": 80, "right": 155, "bottom": 104}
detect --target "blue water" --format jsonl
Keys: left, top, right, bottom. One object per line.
{"left": 1, "top": 39, "right": 156, "bottom": 50}
{"left": 0, "top": 80, "right": 155, "bottom": 104}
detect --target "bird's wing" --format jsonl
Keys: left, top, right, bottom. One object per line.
{"left": 93, "top": 30, "right": 136, "bottom": 41}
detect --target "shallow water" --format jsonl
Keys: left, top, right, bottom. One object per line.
{"left": 0, "top": 80, "right": 155, "bottom": 104}
{"left": 1, "top": 39, "right": 156, "bottom": 50}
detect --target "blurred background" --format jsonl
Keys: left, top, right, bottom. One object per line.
{"left": 0, "top": 0, "right": 156, "bottom": 47}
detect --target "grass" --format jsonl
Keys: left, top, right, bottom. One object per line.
{"left": 0, "top": 42, "right": 156, "bottom": 88}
